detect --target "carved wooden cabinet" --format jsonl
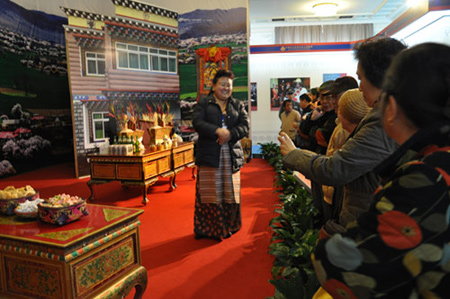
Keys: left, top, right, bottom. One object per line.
{"left": 0, "top": 204, "right": 147, "bottom": 299}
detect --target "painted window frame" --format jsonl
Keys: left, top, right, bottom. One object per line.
{"left": 91, "top": 111, "right": 109, "bottom": 142}
{"left": 85, "top": 51, "right": 106, "bottom": 76}
{"left": 115, "top": 42, "right": 177, "bottom": 74}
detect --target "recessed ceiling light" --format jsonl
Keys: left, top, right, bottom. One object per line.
{"left": 406, "top": 0, "right": 422, "bottom": 8}
{"left": 312, "top": 2, "right": 339, "bottom": 17}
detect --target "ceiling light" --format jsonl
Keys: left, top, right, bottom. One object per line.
{"left": 312, "top": 2, "right": 339, "bottom": 17}
{"left": 406, "top": 0, "right": 422, "bottom": 8}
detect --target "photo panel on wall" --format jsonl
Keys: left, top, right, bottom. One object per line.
{"left": 269, "top": 77, "right": 310, "bottom": 111}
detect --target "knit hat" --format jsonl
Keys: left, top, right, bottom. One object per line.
{"left": 338, "top": 89, "right": 370, "bottom": 124}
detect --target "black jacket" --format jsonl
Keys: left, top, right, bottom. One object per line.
{"left": 192, "top": 94, "right": 249, "bottom": 173}
{"left": 299, "top": 110, "right": 337, "bottom": 154}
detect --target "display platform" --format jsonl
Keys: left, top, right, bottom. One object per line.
{"left": 87, "top": 142, "right": 195, "bottom": 205}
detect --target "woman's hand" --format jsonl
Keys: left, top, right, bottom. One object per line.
{"left": 216, "top": 127, "right": 231, "bottom": 145}
{"left": 278, "top": 132, "right": 296, "bottom": 156}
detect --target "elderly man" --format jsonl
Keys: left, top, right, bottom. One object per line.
{"left": 298, "top": 80, "right": 336, "bottom": 154}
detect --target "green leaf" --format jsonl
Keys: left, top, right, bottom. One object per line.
{"left": 271, "top": 266, "right": 284, "bottom": 278}
{"left": 281, "top": 266, "right": 300, "bottom": 279}
{"left": 269, "top": 272, "right": 305, "bottom": 299}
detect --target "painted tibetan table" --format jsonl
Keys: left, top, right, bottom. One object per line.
{"left": 0, "top": 204, "right": 147, "bottom": 299}
{"left": 87, "top": 142, "right": 195, "bottom": 205}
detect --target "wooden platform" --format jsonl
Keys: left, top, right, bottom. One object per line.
{"left": 87, "top": 142, "right": 195, "bottom": 205}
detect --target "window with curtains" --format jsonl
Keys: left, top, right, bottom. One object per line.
{"left": 275, "top": 24, "right": 373, "bottom": 44}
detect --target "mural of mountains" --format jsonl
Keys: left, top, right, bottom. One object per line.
{"left": 0, "top": 0, "right": 67, "bottom": 44}
{"left": 179, "top": 7, "right": 246, "bottom": 39}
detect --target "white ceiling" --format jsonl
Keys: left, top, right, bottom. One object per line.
{"left": 249, "top": 0, "right": 408, "bottom": 22}
{"left": 249, "top": 0, "right": 409, "bottom": 34}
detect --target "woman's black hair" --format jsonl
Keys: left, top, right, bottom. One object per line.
{"left": 310, "top": 87, "right": 319, "bottom": 97}
{"left": 208, "top": 69, "right": 234, "bottom": 95}
{"left": 382, "top": 42, "right": 450, "bottom": 128}
{"left": 354, "top": 37, "right": 407, "bottom": 89}
{"left": 300, "top": 93, "right": 312, "bottom": 103}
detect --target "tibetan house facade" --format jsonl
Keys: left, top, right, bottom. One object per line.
{"left": 61, "top": 0, "right": 179, "bottom": 177}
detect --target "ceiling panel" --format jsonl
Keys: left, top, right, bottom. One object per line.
{"left": 249, "top": 0, "right": 407, "bottom": 23}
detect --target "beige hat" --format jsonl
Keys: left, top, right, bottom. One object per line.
{"left": 338, "top": 89, "right": 370, "bottom": 124}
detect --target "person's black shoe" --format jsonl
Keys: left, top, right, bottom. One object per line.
{"left": 194, "top": 234, "right": 222, "bottom": 242}
{"left": 222, "top": 232, "right": 233, "bottom": 239}
{"left": 194, "top": 234, "right": 205, "bottom": 240}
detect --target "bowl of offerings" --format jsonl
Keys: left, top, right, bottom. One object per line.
{"left": 38, "top": 194, "right": 89, "bottom": 225}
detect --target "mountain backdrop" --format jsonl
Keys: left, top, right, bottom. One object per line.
{"left": 0, "top": 1, "right": 247, "bottom": 43}
{"left": 179, "top": 7, "right": 247, "bottom": 39}
{"left": 0, "top": 0, "right": 67, "bottom": 44}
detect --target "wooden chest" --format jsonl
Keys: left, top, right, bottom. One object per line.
{"left": 0, "top": 204, "right": 147, "bottom": 298}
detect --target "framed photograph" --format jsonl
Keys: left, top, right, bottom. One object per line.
{"left": 323, "top": 73, "right": 347, "bottom": 82}
{"left": 269, "top": 77, "right": 310, "bottom": 111}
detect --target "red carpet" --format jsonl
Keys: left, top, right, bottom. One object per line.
{"left": 1, "top": 158, "right": 278, "bottom": 299}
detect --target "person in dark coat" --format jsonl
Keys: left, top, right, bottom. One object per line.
{"left": 192, "top": 69, "right": 249, "bottom": 241}
{"left": 298, "top": 80, "right": 337, "bottom": 155}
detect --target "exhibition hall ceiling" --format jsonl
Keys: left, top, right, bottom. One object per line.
{"left": 249, "top": 0, "right": 408, "bottom": 25}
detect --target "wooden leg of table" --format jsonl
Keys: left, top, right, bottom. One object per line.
{"left": 87, "top": 179, "right": 110, "bottom": 202}
{"left": 192, "top": 166, "right": 197, "bottom": 180}
{"left": 87, "top": 180, "right": 95, "bottom": 201}
{"left": 142, "top": 184, "right": 149, "bottom": 205}
{"left": 170, "top": 174, "right": 177, "bottom": 191}
{"left": 93, "top": 266, "right": 148, "bottom": 299}
{"left": 131, "top": 266, "right": 148, "bottom": 299}
{"left": 139, "top": 177, "right": 158, "bottom": 206}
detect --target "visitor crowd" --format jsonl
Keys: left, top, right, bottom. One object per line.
{"left": 191, "top": 34, "right": 450, "bottom": 298}
{"left": 278, "top": 38, "right": 450, "bottom": 298}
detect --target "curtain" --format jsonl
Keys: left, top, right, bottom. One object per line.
{"left": 275, "top": 24, "right": 373, "bottom": 44}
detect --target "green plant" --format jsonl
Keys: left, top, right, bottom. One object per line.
{"left": 269, "top": 187, "right": 320, "bottom": 298}
{"left": 258, "top": 142, "right": 280, "bottom": 164}
{"left": 259, "top": 142, "right": 321, "bottom": 299}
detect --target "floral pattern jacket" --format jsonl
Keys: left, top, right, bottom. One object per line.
{"left": 312, "top": 122, "right": 450, "bottom": 298}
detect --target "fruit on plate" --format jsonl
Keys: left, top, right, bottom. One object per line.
{"left": 39, "top": 194, "right": 84, "bottom": 208}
